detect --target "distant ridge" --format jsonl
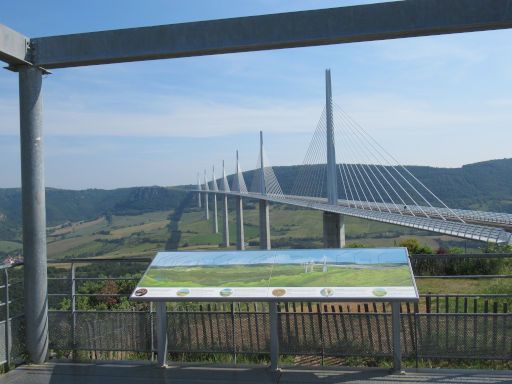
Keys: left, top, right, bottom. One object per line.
{"left": 0, "top": 158, "right": 511, "bottom": 241}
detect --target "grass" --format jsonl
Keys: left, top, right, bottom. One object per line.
{"left": 139, "top": 263, "right": 413, "bottom": 288}
{"left": 0, "top": 240, "right": 22, "bottom": 253}
{"left": 417, "top": 277, "right": 512, "bottom": 294}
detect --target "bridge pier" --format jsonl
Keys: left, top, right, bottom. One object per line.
{"left": 212, "top": 193, "right": 219, "bottom": 233}
{"left": 323, "top": 212, "right": 345, "bottom": 248}
{"left": 235, "top": 196, "right": 245, "bottom": 250}
{"left": 204, "top": 192, "right": 209, "bottom": 220}
{"left": 259, "top": 200, "right": 271, "bottom": 250}
{"left": 223, "top": 194, "right": 230, "bottom": 247}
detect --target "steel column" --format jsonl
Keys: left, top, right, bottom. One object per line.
{"left": 235, "top": 196, "right": 245, "bottom": 250}
{"left": 19, "top": 65, "right": 48, "bottom": 364}
{"left": 269, "top": 302, "right": 280, "bottom": 372}
{"left": 223, "top": 194, "right": 230, "bottom": 247}
{"left": 391, "top": 301, "right": 402, "bottom": 373}
{"left": 259, "top": 200, "right": 271, "bottom": 250}
{"left": 156, "top": 302, "right": 168, "bottom": 367}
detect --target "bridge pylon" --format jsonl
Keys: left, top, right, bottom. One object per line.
{"left": 323, "top": 69, "right": 345, "bottom": 248}
{"left": 258, "top": 131, "right": 271, "bottom": 250}
{"left": 221, "top": 160, "right": 230, "bottom": 247}
{"left": 203, "top": 169, "right": 209, "bottom": 221}
{"left": 211, "top": 166, "right": 219, "bottom": 234}
{"left": 196, "top": 173, "right": 202, "bottom": 208}
{"left": 234, "top": 150, "right": 245, "bottom": 250}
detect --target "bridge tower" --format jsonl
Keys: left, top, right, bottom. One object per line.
{"left": 323, "top": 69, "right": 345, "bottom": 248}
{"left": 196, "top": 172, "right": 202, "bottom": 208}
{"left": 258, "top": 131, "right": 271, "bottom": 250}
{"left": 203, "top": 169, "right": 209, "bottom": 220}
{"left": 211, "top": 166, "right": 219, "bottom": 233}
{"left": 221, "top": 160, "right": 230, "bottom": 247}
{"left": 234, "top": 151, "right": 245, "bottom": 250}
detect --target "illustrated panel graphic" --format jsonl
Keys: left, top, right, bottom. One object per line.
{"left": 131, "top": 248, "right": 418, "bottom": 301}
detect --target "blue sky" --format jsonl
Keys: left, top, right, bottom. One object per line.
{"left": 1, "top": 0, "right": 511, "bottom": 189}
{"left": 152, "top": 248, "right": 408, "bottom": 267}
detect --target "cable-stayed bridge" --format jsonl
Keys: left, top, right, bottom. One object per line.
{"left": 193, "top": 70, "right": 512, "bottom": 249}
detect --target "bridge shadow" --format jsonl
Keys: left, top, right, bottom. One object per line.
{"left": 165, "top": 193, "right": 192, "bottom": 250}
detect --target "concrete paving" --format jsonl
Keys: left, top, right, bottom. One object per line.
{"left": 1, "top": 362, "right": 512, "bottom": 384}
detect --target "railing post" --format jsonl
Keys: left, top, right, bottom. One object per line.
{"left": 231, "top": 303, "right": 237, "bottom": 364}
{"left": 391, "top": 301, "right": 402, "bottom": 373}
{"left": 71, "top": 263, "right": 76, "bottom": 359}
{"left": 4, "top": 269, "right": 11, "bottom": 366}
{"left": 150, "top": 301, "right": 155, "bottom": 361}
{"left": 156, "top": 302, "right": 168, "bottom": 367}
{"left": 269, "top": 302, "right": 280, "bottom": 372}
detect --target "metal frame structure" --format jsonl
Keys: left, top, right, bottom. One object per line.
{"left": 1, "top": 0, "right": 512, "bottom": 365}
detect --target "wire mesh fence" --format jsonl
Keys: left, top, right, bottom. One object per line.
{"left": 0, "top": 258, "right": 511, "bottom": 368}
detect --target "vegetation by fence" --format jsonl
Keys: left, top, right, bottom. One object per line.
{"left": 0, "top": 256, "right": 511, "bottom": 369}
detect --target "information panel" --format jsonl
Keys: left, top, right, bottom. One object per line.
{"left": 130, "top": 248, "right": 418, "bottom": 301}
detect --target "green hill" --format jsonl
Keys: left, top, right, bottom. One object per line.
{"left": 0, "top": 187, "right": 187, "bottom": 241}
{"left": 1, "top": 158, "right": 511, "bottom": 243}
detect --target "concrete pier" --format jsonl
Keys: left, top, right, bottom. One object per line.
{"left": 259, "top": 200, "right": 271, "bottom": 250}
{"left": 235, "top": 196, "right": 244, "bottom": 250}
{"left": 223, "top": 194, "right": 229, "bottom": 247}
{"left": 323, "top": 212, "right": 345, "bottom": 248}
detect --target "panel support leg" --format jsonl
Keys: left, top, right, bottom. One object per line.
{"left": 156, "top": 302, "right": 168, "bottom": 367}
{"left": 322, "top": 212, "right": 345, "bottom": 248}
{"left": 391, "top": 301, "right": 402, "bottom": 373}
{"left": 223, "top": 195, "right": 230, "bottom": 247}
{"left": 269, "top": 302, "right": 280, "bottom": 372}
{"left": 259, "top": 200, "right": 271, "bottom": 250}
{"left": 19, "top": 65, "right": 49, "bottom": 364}
{"left": 235, "top": 196, "right": 245, "bottom": 250}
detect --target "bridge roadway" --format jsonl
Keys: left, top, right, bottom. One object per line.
{"left": 196, "top": 189, "right": 512, "bottom": 245}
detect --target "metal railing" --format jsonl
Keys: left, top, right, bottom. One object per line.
{"left": 0, "top": 255, "right": 510, "bottom": 369}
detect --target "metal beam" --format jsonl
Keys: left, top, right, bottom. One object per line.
{"left": 0, "top": 24, "right": 29, "bottom": 65}
{"left": 30, "top": 0, "right": 512, "bottom": 69}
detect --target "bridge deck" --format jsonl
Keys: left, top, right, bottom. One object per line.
{"left": 2, "top": 362, "right": 511, "bottom": 384}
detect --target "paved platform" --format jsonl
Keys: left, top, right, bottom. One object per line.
{"left": 1, "top": 361, "right": 511, "bottom": 384}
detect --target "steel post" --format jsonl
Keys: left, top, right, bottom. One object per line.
{"left": 235, "top": 196, "right": 245, "bottom": 250}
{"left": 391, "top": 302, "right": 402, "bottom": 373}
{"left": 4, "top": 269, "right": 11, "bottom": 365}
{"left": 71, "top": 263, "right": 77, "bottom": 359}
{"left": 259, "top": 200, "right": 271, "bottom": 250}
{"left": 269, "top": 302, "right": 280, "bottom": 372}
{"left": 156, "top": 302, "right": 168, "bottom": 367}
{"left": 223, "top": 194, "right": 230, "bottom": 247}
{"left": 19, "top": 65, "right": 48, "bottom": 364}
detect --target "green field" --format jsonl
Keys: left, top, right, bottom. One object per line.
{"left": 139, "top": 263, "right": 413, "bottom": 288}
